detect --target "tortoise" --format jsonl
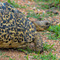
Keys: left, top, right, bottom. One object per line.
{"left": 0, "top": 2, "right": 50, "bottom": 53}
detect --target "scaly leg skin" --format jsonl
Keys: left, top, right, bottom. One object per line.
{"left": 26, "top": 32, "right": 43, "bottom": 53}
{"left": 34, "top": 32, "right": 43, "bottom": 53}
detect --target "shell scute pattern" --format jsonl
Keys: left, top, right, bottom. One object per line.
{"left": 0, "top": 2, "right": 36, "bottom": 48}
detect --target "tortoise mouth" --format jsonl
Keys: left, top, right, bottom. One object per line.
{"left": 46, "top": 25, "right": 50, "bottom": 28}
{"left": 40, "top": 47, "right": 44, "bottom": 54}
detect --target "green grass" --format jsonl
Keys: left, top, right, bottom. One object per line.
{"left": 33, "top": 52, "right": 57, "bottom": 60}
{"left": 7, "top": 0, "right": 26, "bottom": 8}
{"left": 9, "top": 58, "right": 15, "bottom": 60}
{"left": 43, "top": 43, "right": 55, "bottom": 51}
{"left": 8, "top": 0, "right": 20, "bottom": 8}
{"left": 7, "top": 0, "right": 60, "bottom": 10}
{"left": 19, "top": 5, "right": 26, "bottom": 8}
{"left": 26, "top": 7, "right": 58, "bottom": 20}
{"left": 27, "top": 10, "right": 41, "bottom": 20}
{"left": 0, "top": 51, "right": 5, "bottom": 57}
{"left": 34, "top": 0, "right": 60, "bottom": 10}
{"left": 0, "top": 51, "right": 3, "bottom": 56}
{"left": 26, "top": 10, "right": 54, "bottom": 20}
{"left": 25, "top": 55, "right": 29, "bottom": 60}
{"left": 48, "top": 25, "right": 60, "bottom": 40}
{"left": 3, "top": 55, "right": 10, "bottom": 58}
{"left": 59, "top": 58, "right": 60, "bottom": 60}
{"left": 25, "top": 51, "right": 57, "bottom": 60}
{"left": 34, "top": 0, "right": 60, "bottom": 3}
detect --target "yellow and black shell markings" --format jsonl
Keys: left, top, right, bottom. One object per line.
{"left": 0, "top": 2, "right": 36, "bottom": 48}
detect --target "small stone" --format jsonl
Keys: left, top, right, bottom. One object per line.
{"left": 37, "top": 9, "right": 40, "bottom": 11}
{"left": 28, "top": 1, "right": 30, "bottom": 3}
{"left": 59, "top": 51, "right": 60, "bottom": 53}
{"left": 33, "top": 7, "right": 36, "bottom": 9}
{"left": 33, "top": 7, "right": 36, "bottom": 10}
{"left": 29, "top": 56, "right": 33, "bottom": 58}
{"left": 59, "top": 41, "right": 60, "bottom": 44}
{"left": 18, "top": 1, "right": 20, "bottom": 3}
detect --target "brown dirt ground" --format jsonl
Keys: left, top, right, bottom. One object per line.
{"left": 0, "top": 0, "right": 60, "bottom": 60}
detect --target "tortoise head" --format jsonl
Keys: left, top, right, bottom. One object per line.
{"left": 32, "top": 20, "right": 50, "bottom": 31}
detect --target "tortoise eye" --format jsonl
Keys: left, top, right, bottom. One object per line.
{"left": 45, "top": 22, "right": 49, "bottom": 25}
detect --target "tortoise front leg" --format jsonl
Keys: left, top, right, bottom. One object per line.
{"left": 34, "top": 32, "right": 43, "bottom": 53}
{"left": 25, "top": 32, "right": 43, "bottom": 53}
